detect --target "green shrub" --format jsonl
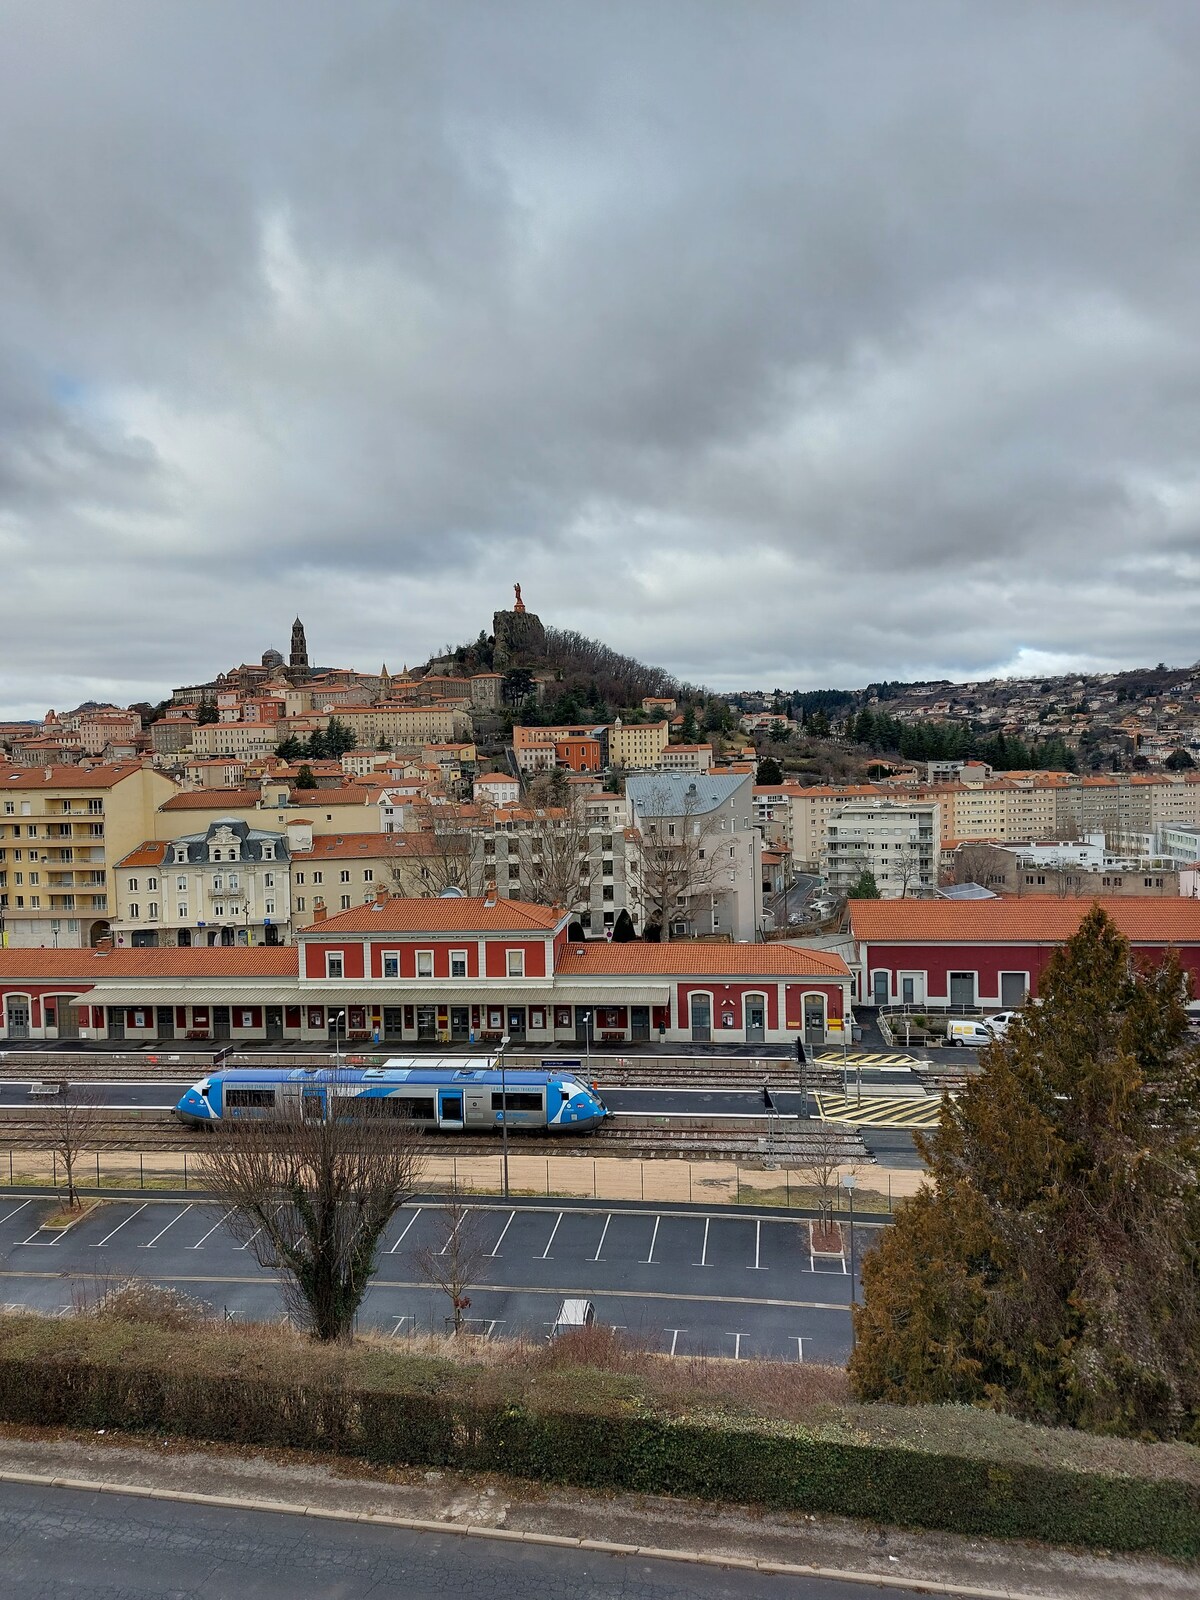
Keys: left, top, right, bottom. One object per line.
{"left": 0, "top": 1317, "right": 1196, "bottom": 1559}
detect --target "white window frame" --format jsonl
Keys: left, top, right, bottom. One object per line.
{"left": 415, "top": 949, "right": 434, "bottom": 978}
{"left": 382, "top": 950, "right": 400, "bottom": 979}
{"left": 325, "top": 951, "right": 344, "bottom": 979}
{"left": 506, "top": 948, "right": 525, "bottom": 978}
{"left": 450, "top": 948, "right": 468, "bottom": 978}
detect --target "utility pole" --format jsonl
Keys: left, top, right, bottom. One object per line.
{"left": 842, "top": 1171, "right": 858, "bottom": 1353}
{"left": 498, "top": 1032, "right": 512, "bottom": 1199}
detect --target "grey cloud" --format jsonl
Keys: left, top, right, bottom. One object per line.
{"left": 3, "top": 1, "right": 1200, "bottom": 719}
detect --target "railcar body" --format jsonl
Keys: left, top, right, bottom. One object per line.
{"left": 174, "top": 1058, "right": 606, "bottom": 1133}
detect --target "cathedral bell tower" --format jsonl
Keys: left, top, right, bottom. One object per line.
{"left": 289, "top": 616, "right": 310, "bottom": 679}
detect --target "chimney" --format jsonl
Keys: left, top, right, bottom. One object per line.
{"left": 43, "top": 767, "right": 53, "bottom": 781}
{"left": 312, "top": 898, "right": 327, "bottom": 924}
{"left": 94, "top": 937, "right": 113, "bottom": 953}
{"left": 484, "top": 880, "right": 497, "bottom": 908}
{"left": 373, "top": 886, "right": 390, "bottom": 903}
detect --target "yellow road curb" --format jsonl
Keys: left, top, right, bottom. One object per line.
{"left": 0, "top": 1467, "right": 1063, "bottom": 1598}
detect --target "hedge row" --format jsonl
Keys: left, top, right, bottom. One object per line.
{"left": 0, "top": 1354, "right": 1197, "bottom": 1558}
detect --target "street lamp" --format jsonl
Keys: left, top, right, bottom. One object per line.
{"left": 497, "top": 1032, "right": 512, "bottom": 1199}
{"left": 842, "top": 1171, "right": 858, "bottom": 1353}
{"left": 332, "top": 1009, "right": 346, "bottom": 1072}
{"left": 582, "top": 1010, "right": 592, "bottom": 1076}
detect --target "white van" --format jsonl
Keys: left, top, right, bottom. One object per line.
{"left": 945, "top": 1019, "right": 995, "bottom": 1047}
{"left": 985, "top": 1011, "right": 1019, "bottom": 1038}
{"left": 549, "top": 1299, "right": 596, "bottom": 1340}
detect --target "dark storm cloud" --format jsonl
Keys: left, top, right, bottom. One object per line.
{"left": 2, "top": 0, "right": 1200, "bottom": 716}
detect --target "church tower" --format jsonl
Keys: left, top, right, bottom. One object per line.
{"left": 289, "top": 617, "right": 310, "bottom": 678}
{"left": 379, "top": 663, "right": 392, "bottom": 702}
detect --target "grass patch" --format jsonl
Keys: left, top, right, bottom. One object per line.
{"left": 0, "top": 1309, "right": 1195, "bottom": 1558}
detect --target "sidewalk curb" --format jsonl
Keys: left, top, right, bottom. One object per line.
{"left": 0, "top": 1467, "right": 1059, "bottom": 1598}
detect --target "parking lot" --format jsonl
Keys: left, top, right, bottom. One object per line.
{"left": 0, "top": 1194, "right": 864, "bottom": 1364}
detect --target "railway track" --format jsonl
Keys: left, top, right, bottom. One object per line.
{"left": 0, "top": 1111, "right": 868, "bottom": 1164}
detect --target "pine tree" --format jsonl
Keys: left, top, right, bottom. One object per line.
{"left": 850, "top": 907, "right": 1200, "bottom": 1440}
{"left": 756, "top": 756, "right": 784, "bottom": 785}
{"left": 847, "top": 870, "right": 879, "bottom": 899}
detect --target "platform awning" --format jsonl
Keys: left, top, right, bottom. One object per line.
{"left": 69, "top": 986, "right": 299, "bottom": 1008}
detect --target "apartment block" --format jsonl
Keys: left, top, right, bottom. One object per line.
{"left": 823, "top": 799, "right": 940, "bottom": 899}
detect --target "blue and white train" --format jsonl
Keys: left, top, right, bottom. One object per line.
{"left": 174, "top": 1058, "right": 607, "bottom": 1134}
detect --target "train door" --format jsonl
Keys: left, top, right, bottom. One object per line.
{"left": 301, "top": 1086, "right": 325, "bottom": 1122}
{"left": 630, "top": 1006, "right": 650, "bottom": 1042}
{"left": 437, "top": 1087, "right": 465, "bottom": 1130}
{"left": 4, "top": 998, "right": 30, "bottom": 1040}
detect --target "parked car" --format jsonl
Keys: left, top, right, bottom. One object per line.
{"left": 549, "top": 1299, "right": 596, "bottom": 1340}
{"left": 985, "top": 1010, "right": 1020, "bottom": 1037}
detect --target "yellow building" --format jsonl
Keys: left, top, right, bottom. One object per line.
{"left": 0, "top": 763, "right": 179, "bottom": 947}
{"left": 606, "top": 718, "right": 669, "bottom": 770}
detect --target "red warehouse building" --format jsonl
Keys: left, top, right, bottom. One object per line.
{"left": 848, "top": 897, "right": 1200, "bottom": 1010}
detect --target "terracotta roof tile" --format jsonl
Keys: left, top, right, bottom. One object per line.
{"left": 301, "top": 896, "right": 565, "bottom": 935}
{"left": 554, "top": 943, "right": 850, "bottom": 978}
{"left": 849, "top": 897, "right": 1200, "bottom": 944}
{"left": 0, "top": 763, "right": 146, "bottom": 789}
{"left": 115, "top": 841, "right": 169, "bottom": 868}
{"left": 0, "top": 947, "right": 298, "bottom": 980}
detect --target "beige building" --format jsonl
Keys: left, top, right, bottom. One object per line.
{"left": 607, "top": 718, "right": 669, "bottom": 770}
{"left": 152, "top": 780, "right": 386, "bottom": 843}
{"left": 334, "top": 704, "right": 473, "bottom": 748}
{"left": 659, "top": 743, "right": 714, "bottom": 772}
{"left": 190, "top": 720, "right": 283, "bottom": 760}
{"left": 112, "top": 820, "right": 293, "bottom": 949}
{"left": 0, "top": 763, "right": 178, "bottom": 947}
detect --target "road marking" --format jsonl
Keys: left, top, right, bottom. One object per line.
{"left": 539, "top": 1212, "right": 563, "bottom": 1260}
{"left": 814, "top": 1091, "right": 943, "bottom": 1128}
{"left": 695, "top": 1217, "right": 710, "bottom": 1267}
{"left": 390, "top": 1209, "right": 428, "bottom": 1248}
{"left": 140, "top": 1205, "right": 192, "bottom": 1248}
{"left": 437, "top": 1208, "right": 470, "bottom": 1257}
{"left": 235, "top": 1224, "right": 264, "bottom": 1252}
{"left": 667, "top": 1328, "right": 685, "bottom": 1357}
{"left": 591, "top": 1213, "right": 612, "bottom": 1261}
{"left": 89, "top": 1204, "right": 149, "bottom": 1248}
{"left": 794, "top": 1336, "right": 805, "bottom": 1363}
{"left": 750, "top": 1217, "right": 765, "bottom": 1270}
{"left": 190, "top": 1216, "right": 227, "bottom": 1251}
{"left": 390, "top": 1315, "right": 413, "bottom": 1337}
{"left": 488, "top": 1210, "right": 515, "bottom": 1258}
{"left": 0, "top": 1200, "right": 32, "bottom": 1228}
{"left": 0, "top": 1267, "right": 852, "bottom": 1312}
{"left": 642, "top": 1214, "right": 661, "bottom": 1265}
{"left": 17, "top": 1208, "right": 92, "bottom": 1246}
{"left": 729, "top": 1333, "right": 743, "bottom": 1361}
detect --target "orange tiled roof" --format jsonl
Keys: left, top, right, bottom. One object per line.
{"left": 0, "top": 947, "right": 298, "bottom": 980}
{"left": 0, "top": 763, "right": 145, "bottom": 788}
{"left": 849, "top": 897, "right": 1200, "bottom": 944}
{"left": 555, "top": 942, "right": 850, "bottom": 978}
{"left": 302, "top": 896, "right": 565, "bottom": 935}
{"left": 290, "top": 833, "right": 432, "bottom": 860}
{"left": 115, "top": 841, "right": 170, "bottom": 868}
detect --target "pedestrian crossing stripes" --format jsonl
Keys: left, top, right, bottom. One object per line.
{"left": 812, "top": 1051, "right": 923, "bottom": 1068}
{"left": 814, "top": 1092, "right": 945, "bottom": 1128}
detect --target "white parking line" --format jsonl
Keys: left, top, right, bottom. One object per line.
{"left": 190, "top": 1216, "right": 228, "bottom": 1251}
{"left": 750, "top": 1218, "right": 765, "bottom": 1270}
{"left": 695, "top": 1217, "right": 710, "bottom": 1267}
{"left": 140, "top": 1206, "right": 192, "bottom": 1249}
{"left": 729, "top": 1333, "right": 743, "bottom": 1361}
{"left": 235, "top": 1225, "right": 264, "bottom": 1252}
{"left": 539, "top": 1212, "right": 563, "bottom": 1260}
{"left": 642, "top": 1215, "right": 661, "bottom": 1265}
{"left": 0, "top": 1200, "right": 32, "bottom": 1229}
{"left": 438, "top": 1208, "right": 470, "bottom": 1257}
{"left": 91, "top": 1204, "right": 148, "bottom": 1247}
{"left": 591, "top": 1213, "right": 612, "bottom": 1261}
{"left": 489, "top": 1210, "right": 515, "bottom": 1259}
{"left": 794, "top": 1336, "right": 805, "bottom": 1363}
{"left": 391, "top": 1315, "right": 414, "bottom": 1336}
{"left": 667, "top": 1328, "right": 686, "bottom": 1357}
{"left": 17, "top": 1209, "right": 91, "bottom": 1246}
{"left": 389, "top": 1208, "right": 423, "bottom": 1254}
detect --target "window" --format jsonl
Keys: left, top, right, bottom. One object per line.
{"left": 506, "top": 949, "right": 525, "bottom": 977}
{"left": 340, "top": 870, "right": 351, "bottom": 883}
{"left": 28, "top": 871, "right": 38, "bottom": 885}
{"left": 383, "top": 952, "right": 400, "bottom": 978}
{"left": 508, "top": 864, "right": 520, "bottom": 880}
{"left": 213, "top": 875, "right": 223, "bottom": 892}
{"left": 2, "top": 802, "right": 11, "bottom": 815}
{"left": 177, "top": 904, "right": 188, "bottom": 919}
{"left": 490, "top": 1091, "right": 542, "bottom": 1112}
{"left": 295, "top": 897, "right": 306, "bottom": 911}
{"left": 602, "top": 885, "right": 614, "bottom": 900}
{"left": 146, "top": 877, "right": 158, "bottom": 891}
{"left": 263, "top": 872, "right": 274, "bottom": 889}
{"left": 175, "top": 875, "right": 187, "bottom": 892}
{"left": 128, "top": 903, "right": 139, "bottom": 918}
{"left": 416, "top": 950, "right": 434, "bottom": 977}
{"left": 174, "top": 847, "right": 187, "bottom": 864}
{"left": 225, "top": 1088, "right": 276, "bottom": 1110}
{"left": 148, "top": 902, "right": 158, "bottom": 919}
{"left": 295, "top": 871, "right": 305, "bottom": 885}
{"left": 339, "top": 894, "right": 351, "bottom": 909}
{"left": 312, "top": 871, "right": 323, "bottom": 884}
{"left": 450, "top": 949, "right": 468, "bottom": 978}
{"left": 228, "top": 874, "right": 239, "bottom": 891}
{"left": 128, "top": 877, "right": 138, "bottom": 892}
{"left": 213, "top": 904, "right": 224, "bottom": 917}
{"left": 262, "top": 842, "right": 275, "bottom": 860}
{"left": 363, "top": 869, "right": 373, "bottom": 883}
{"left": 88, "top": 799, "right": 103, "bottom": 815}
{"left": 325, "top": 952, "right": 344, "bottom": 979}
{"left": 29, "top": 895, "right": 39, "bottom": 908}
{"left": 264, "top": 900, "right": 275, "bottom": 915}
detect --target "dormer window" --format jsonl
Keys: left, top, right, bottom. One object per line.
{"left": 262, "top": 842, "right": 275, "bottom": 860}
{"left": 174, "top": 847, "right": 187, "bottom": 864}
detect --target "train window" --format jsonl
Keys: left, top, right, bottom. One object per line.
{"left": 491, "top": 1091, "right": 543, "bottom": 1112}
{"left": 225, "top": 1088, "right": 276, "bottom": 1109}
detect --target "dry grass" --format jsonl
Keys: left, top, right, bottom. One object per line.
{"left": 41, "top": 1199, "right": 102, "bottom": 1229}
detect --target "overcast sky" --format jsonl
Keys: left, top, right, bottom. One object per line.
{"left": 3, "top": 1, "right": 1200, "bottom": 719}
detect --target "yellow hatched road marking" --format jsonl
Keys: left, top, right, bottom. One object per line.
{"left": 814, "top": 1092, "right": 944, "bottom": 1128}
{"left": 813, "top": 1051, "right": 923, "bottom": 1067}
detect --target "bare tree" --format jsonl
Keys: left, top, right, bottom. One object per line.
{"left": 196, "top": 1082, "right": 424, "bottom": 1342}
{"left": 952, "top": 841, "right": 998, "bottom": 887}
{"left": 413, "top": 1199, "right": 490, "bottom": 1335}
{"left": 630, "top": 782, "right": 719, "bottom": 942}
{"left": 389, "top": 800, "right": 484, "bottom": 896}
{"left": 792, "top": 1120, "right": 852, "bottom": 1225}
{"left": 511, "top": 773, "right": 593, "bottom": 915}
{"left": 32, "top": 1083, "right": 107, "bottom": 1211}
{"left": 890, "top": 843, "right": 930, "bottom": 898}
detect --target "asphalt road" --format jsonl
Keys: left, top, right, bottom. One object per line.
{"left": 0, "top": 1193, "right": 866, "bottom": 1363}
{"left": 0, "top": 1480, "right": 942, "bottom": 1599}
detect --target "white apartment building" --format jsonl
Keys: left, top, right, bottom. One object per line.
{"left": 112, "top": 819, "right": 291, "bottom": 949}
{"left": 823, "top": 799, "right": 940, "bottom": 898}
